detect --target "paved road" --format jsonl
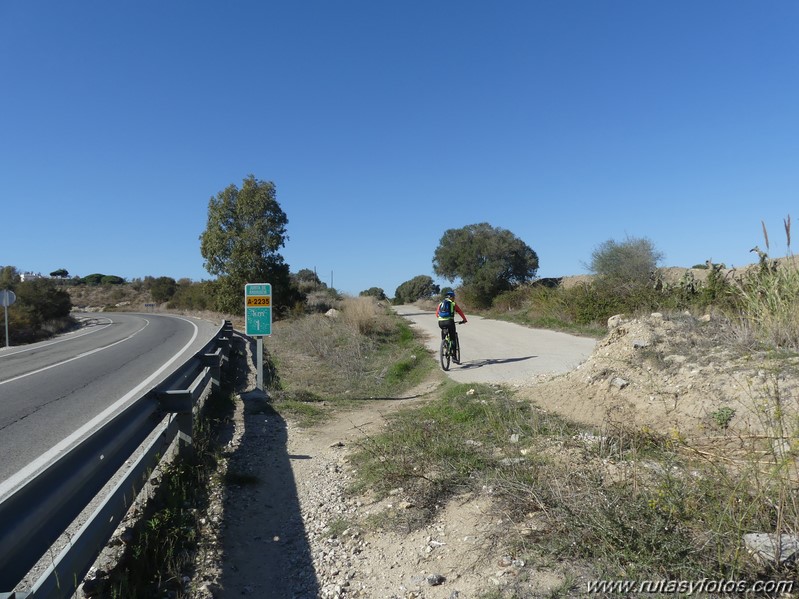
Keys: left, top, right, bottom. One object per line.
{"left": 0, "top": 312, "right": 219, "bottom": 492}
{"left": 394, "top": 305, "right": 597, "bottom": 385}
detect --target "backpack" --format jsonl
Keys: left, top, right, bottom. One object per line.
{"left": 438, "top": 299, "right": 453, "bottom": 318}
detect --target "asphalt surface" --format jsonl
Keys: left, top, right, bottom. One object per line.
{"left": 0, "top": 312, "right": 220, "bottom": 492}
{"left": 394, "top": 305, "right": 597, "bottom": 385}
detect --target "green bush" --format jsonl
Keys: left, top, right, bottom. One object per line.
{"left": 167, "top": 280, "right": 214, "bottom": 311}
{"left": 6, "top": 278, "right": 73, "bottom": 343}
{"left": 393, "top": 275, "right": 439, "bottom": 304}
{"left": 359, "top": 287, "right": 387, "bottom": 301}
{"left": 150, "top": 277, "right": 177, "bottom": 303}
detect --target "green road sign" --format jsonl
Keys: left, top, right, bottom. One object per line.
{"left": 245, "top": 283, "right": 272, "bottom": 336}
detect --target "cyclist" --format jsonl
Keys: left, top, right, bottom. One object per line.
{"left": 436, "top": 290, "right": 467, "bottom": 363}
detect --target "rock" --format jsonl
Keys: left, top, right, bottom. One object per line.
{"left": 427, "top": 573, "right": 446, "bottom": 586}
{"left": 610, "top": 377, "right": 629, "bottom": 389}
{"left": 607, "top": 314, "right": 625, "bottom": 329}
{"left": 744, "top": 533, "right": 799, "bottom": 565}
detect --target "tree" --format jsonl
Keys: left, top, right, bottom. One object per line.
{"left": 588, "top": 235, "right": 663, "bottom": 286}
{"left": 200, "top": 175, "right": 292, "bottom": 314}
{"left": 82, "top": 274, "right": 105, "bottom": 286}
{"left": 292, "top": 268, "right": 326, "bottom": 294}
{"left": 151, "top": 276, "right": 178, "bottom": 303}
{"left": 394, "top": 275, "right": 439, "bottom": 304}
{"left": 360, "top": 287, "right": 386, "bottom": 300}
{"left": 433, "top": 223, "right": 538, "bottom": 307}
{"left": 100, "top": 275, "right": 125, "bottom": 285}
{"left": 50, "top": 268, "right": 69, "bottom": 278}
{"left": 14, "top": 278, "right": 72, "bottom": 326}
{"left": 0, "top": 266, "right": 20, "bottom": 289}
{"left": 168, "top": 280, "right": 214, "bottom": 311}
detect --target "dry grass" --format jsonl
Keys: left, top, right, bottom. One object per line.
{"left": 338, "top": 296, "right": 393, "bottom": 336}
{"left": 264, "top": 298, "right": 433, "bottom": 424}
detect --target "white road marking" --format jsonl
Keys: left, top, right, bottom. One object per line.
{"left": 0, "top": 316, "right": 200, "bottom": 500}
{"left": 0, "top": 318, "right": 145, "bottom": 386}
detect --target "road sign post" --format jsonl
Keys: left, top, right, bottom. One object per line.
{"left": 245, "top": 283, "right": 272, "bottom": 390}
{"left": 0, "top": 289, "right": 16, "bottom": 348}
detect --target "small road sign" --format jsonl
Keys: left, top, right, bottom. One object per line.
{"left": 245, "top": 283, "right": 272, "bottom": 336}
{"left": 0, "top": 290, "right": 15, "bottom": 307}
{"left": 1, "top": 289, "right": 15, "bottom": 348}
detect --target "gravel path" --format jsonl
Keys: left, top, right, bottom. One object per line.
{"left": 392, "top": 305, "right": 596, "bottom": 384}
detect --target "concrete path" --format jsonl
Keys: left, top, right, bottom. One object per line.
{"left": 393, "top": 305, "right": 597, "bottom": 385}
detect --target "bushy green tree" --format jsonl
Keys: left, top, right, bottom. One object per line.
{"left": 101, "top": 275, "right": 125, "bottom": 285}
{"left": 360, "top": 287, "right": 386, "bottom": 300}
{"left": 14, "top": 278, "right": 72, "bottom": 322}
{"left": 151, "top": 276, "right": 178, "bottom": 303}
{"left": 433, "top": 223, "right": 538, "bottom": 308}
{"left": 168, "top": 280, "right": 214, "bottom": 311}
{"left": 292, "top": 268, "right": 326, "bottom": 294}
{"left": 7, "top": 278, "right": 73, "bottom": 342}
{"left": 0, "top": 266, "right": 20, "bottom": 289}
{"left": 589, "top": 235, "right": 663, "bottom": 286}
{"left": 50, "top": 268, "right": 69, "bottom": 278}
{"left": 81, "top": 273, "right": 123, "bottom": 286}
{"left": 394, "top": 275, "right": 439, "bottom": 304}
{"left": 200, "top": 175, "right": 293, "bottom": 314}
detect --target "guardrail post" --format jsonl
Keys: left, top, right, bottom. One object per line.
{"left": 155, "top": 390, "right": 194, "bottom": 459}
{"left": 201, "top": 349, "right": 223, "bottom": 389}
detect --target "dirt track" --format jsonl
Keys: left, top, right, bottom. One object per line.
{"left": 393, "top": 305, "right": 597, "bottom": 385}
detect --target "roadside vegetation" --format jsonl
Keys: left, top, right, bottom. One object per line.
{"left": 348, "top": 380, "right": 799, "bottom": 595}
{"left": 264, "top": 296, "right": 434, "bottom": 425}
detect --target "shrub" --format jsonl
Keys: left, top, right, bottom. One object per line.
{"left": 359, "top": 287, "right": 387, "bottom": 301}
{"left": 394, "top": 275, "right": 439, "bottom": 304}
{"left": 150, "top": 277, "right": 177, "bottom": 303}
{"left": 589, "top": 235, "right": 663, "bottom": 286}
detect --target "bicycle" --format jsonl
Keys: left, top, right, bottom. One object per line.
{"left": 439, "top": 320, "right": 464, "bottom": 371}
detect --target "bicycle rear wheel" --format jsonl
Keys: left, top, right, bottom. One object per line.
{"left": 439, "top": 337, "right": 450, "bottom": 371}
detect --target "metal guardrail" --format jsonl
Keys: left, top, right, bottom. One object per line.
{"left": 0, "top": 320, "right": 234, "bottom": 599}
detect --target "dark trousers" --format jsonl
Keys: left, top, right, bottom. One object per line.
{"left": 438, "top": 319, "right": 457, "bottom": 341}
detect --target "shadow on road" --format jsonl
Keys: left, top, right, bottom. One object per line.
{"left": 218, "top": 336, "right": 319, "bottom": 598}
{"left": 457, "top": 356, "right": 536, "bottom": 370}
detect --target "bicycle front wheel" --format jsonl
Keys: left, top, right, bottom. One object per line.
{"left": 440, "top": 337, "right": 450, "bottom": 371}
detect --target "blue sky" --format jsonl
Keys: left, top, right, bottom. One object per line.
{"left": 2, "top": 2, "right": 797, "bottom": 297}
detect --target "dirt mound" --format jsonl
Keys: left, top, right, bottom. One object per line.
{"left": 521, "top": 311, "right": 799, "bottom": 441}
